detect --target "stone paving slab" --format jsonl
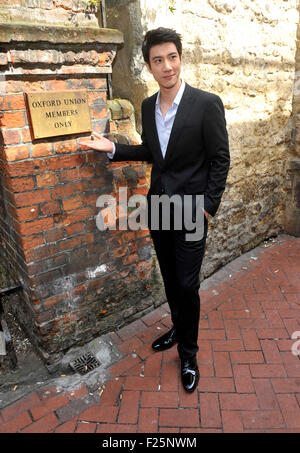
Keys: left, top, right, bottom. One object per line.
{"left": 0, "top": 234, "right": 300, "bottom": 433}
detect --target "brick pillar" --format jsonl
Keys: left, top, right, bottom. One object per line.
{"left": 0, "top": 23, "right": 164, "bottom": 370}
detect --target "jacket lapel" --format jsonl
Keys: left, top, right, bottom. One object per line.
{"left": 163, "top": 83, "right": 195, "bottom": 166}
{"left": 144, "top": 93, "right": 164, "bottom": 167}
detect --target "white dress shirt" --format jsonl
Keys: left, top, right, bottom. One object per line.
{"left": 107, "top": 80, "right": 186, "bottom": 159}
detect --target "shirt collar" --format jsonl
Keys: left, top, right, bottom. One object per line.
{"left": 156, "top": 79, "right": 186, "bottom": 109}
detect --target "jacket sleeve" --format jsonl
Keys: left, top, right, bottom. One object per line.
{"left": 110, "top": 101, "right": 153, "bottom": 163}
{"left": 202, "top": 95, "right": 230, "bottom": 217}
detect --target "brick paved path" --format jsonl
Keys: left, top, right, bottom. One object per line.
{"left": 1, "top": 234, "right": 300, "bottom": 433}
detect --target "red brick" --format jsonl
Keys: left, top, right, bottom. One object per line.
{"left": 257, "top": 328, "right": 289, "bottom": 339}
{"left": 0, "top": 411, "right": 32, "bottom": 433}
{"left": 197, "top": 377, "right": 235, "bottom": 393}
{"left": 212, "top": 339, "right": 244, "bottom": 351}
{"left": 1, "top": 392, "right": 40, "bottom": 421}
{"left": 78, "top": 405, "right": 118, "bottom": 423}
{"left": 97, "top": 423, "right": 137, "bottom": 433}
{"left": 232, "top": 364, "right": 254, "bottom": 393}
{"left": 31, "top": 143, "right": 52, "bottom": 157}
{"left": 4, "top": 144, "right": 29, "bottom": 161}
{"left": 250, "top": 364, "right": 286, "bottom": 378}
{"left": 6, "top": 176, "right": 35, "bottom": 193}
{"left": 214, "top": 351, "right": 232, "bottom": 377}
{"left": 279, "top": 359, "right": 300, "bottom": 380}
{"left": 58, "top": 232, "right": 94, "bottom": 251}
{"left": 199, "top": 393, "right": 221, "bottom": 428}
{"left": 118, "top": 336, "right": 143, "bottom": 355}
{"left": 253, "top": 379, "right": 278, "bottom": 409}
{"left": 16, "top": 217, "right": 54, "bottom": 236}
{"left": 109, "top": 354, "right": 142, "bottom": 377}
{"left": 76, "top": 422, "right": 97, "bottom": 433}
{"left": 0, "top": 111, "right": 25, "bottom": 128}
{"left": 264, "top": 310, "right": 285, "bottom": 328}
{"left": 22, "top": 127, "right": 31, "bottom": 143}
{"left": 241, "top": 410, "right": 285, "bottom": 429}
{"left": 271, "top": 377, "right": 300, "bottom": 393}
{"left": 118, "top": 390, "right": 140, "bottom": 424}
{"left": 282, "top": 318, "right": 300, "bottom": 336}
{"left": 0, "top": 93, "right": 25, "bottom": 110}
{"left": 21, "top": 412, "right": 60, "bottom": 433}
{"left": 62, "top": 207, "right": 92, "bottom": 226}
{"left": 24, "top": 244, "right": 56, "bottom": 262}
{"left": 78, "top": 165, "right": 95, "bottom": 179}
{"left": 20, "top": 234, "right": 44, "bottom": 251}
{"left": 15, "top": 206, "right": 39, "bottom": 222}
{"left": 36, "top": 172, "right": 58, "bottom": 188}
{"left": 223, "top": 319, "right": 241, "bottom": 339}
{"left": 230, "top": 351, "right": 264, "bottom": 364}
{"left": 62, "top": 195, "right": 83, "bottom": 211}
{"left": 124, "top": 376, "right": 160, "bottom": 391}
{"left": 1, "top": 129, "right": 21, "bottom": 145}
{"left": 220, "top": 393, "right": 258, "bottom": 410}
{"left": 51, "top": 180, "right": 89, "bottom": 199}
{"left": 14, "top": 188, "right": 51, "bottom": 207}
{"left": 207, "top": 311, "right": 224, "bottom": 328}
{"left": 241, "top": 330, "right": 261, "bottom": 350}
{"left": 160, "top": 363, "right": 180, "bottom": 391}
{"left": 40, "top": 200, "right": 61, "bottom": 216}
{"left": 54, "top": 416, "right": 78, "bottom": 433}
{"left": 98, "top": 379, "right": 123, "bottom": 406}
{"left": 65, "top": 222, "right": 85, "bottom": 236}
{"left": 143, "top": 353, "right": 162, "bottom": 377}
{"left": 159, "top": 408, "right": 200, "bottom": 428}
{"left": 30, "top": 394, "right": 69, "bottom": 420}
{"left": 117, "top": 319, "right": 146, "bottom": 341}
{"left": 4, "top": 159, "right": 45, "bottom": 177}
{"left": 260, "top": 339, "right": 282, "bottom": 363}
{"left": 141, "top": 391, "right": 178, "bottom": 408}
{"left": 45, "top": 154, "right": 86, "bottom": 171}
{"left": 198, "top": 329, "right": 226, "bottom": 340}
{"left": 59, "top": 167, "right": 79, "bottom": 182}
{"left": 222, "top": 410, "right": 244, "bottom": 433}
{"left": 45, "top": 227, "right": 65, "bottom": 243}
{"left": 54, "top": 139, "right": 77, "bottom": 154}
{"left": 138, "top": 407, "right": 158, "bottom": 433}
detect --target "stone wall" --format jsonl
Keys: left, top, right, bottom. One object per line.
{"left": 0, "top": 0, "right": 102, "bottom": 28}
{"left": 107, "top": 0, "right": 300, "bottom": 275}
{"left": 285, "top": 15, "right": 300, "bottom": 236}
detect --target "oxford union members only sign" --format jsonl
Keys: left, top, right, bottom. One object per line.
{"left": 25, "top": 90, "right": 92, "bottom": 139}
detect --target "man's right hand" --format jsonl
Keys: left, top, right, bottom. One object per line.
{"left": 78, "top": 131, "right": 114, "bottom": 153}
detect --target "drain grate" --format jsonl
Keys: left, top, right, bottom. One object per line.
{"left": 69, "top": 352, "right": 101, "bottom": 375}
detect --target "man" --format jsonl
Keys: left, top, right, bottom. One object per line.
{"left": 79, "top": 27, "right": 230, "bottom": 392}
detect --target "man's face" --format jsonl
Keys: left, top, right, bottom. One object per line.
{"left": 146, "top": 42, "right": 182, "bottom": 90}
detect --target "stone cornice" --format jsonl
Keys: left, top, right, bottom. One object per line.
{"left": 0, "top": 23, "right": 123, "bottom": 45}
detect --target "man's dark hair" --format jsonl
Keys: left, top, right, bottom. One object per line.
{"left": 142, "top": 27, "right": 182, "bottom": 65}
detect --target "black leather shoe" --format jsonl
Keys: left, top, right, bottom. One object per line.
{"left": 181, "top": 356, "right": 199, "bottom": 393}
{"left": 152, "top": 327, "right": 177, "bottom": 352}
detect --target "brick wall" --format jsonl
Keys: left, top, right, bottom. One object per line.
{"left": 0, "top": 23, "right": 164, "bottom": 370}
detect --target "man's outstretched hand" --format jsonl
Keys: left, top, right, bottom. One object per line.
{"left": 78, "top": 131, "right": 114, "bottom": 153}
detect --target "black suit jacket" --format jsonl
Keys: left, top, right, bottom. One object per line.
{"left": 111, "top": 83, "right": 230, "bottom": 217}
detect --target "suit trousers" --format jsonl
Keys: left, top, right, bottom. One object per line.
{"left": 150, "top": 214, "right": 208, "bottom": 360}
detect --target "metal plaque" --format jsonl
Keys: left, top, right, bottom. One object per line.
{"left": 25, "top": 90, "right": 92, "bottom": 139}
